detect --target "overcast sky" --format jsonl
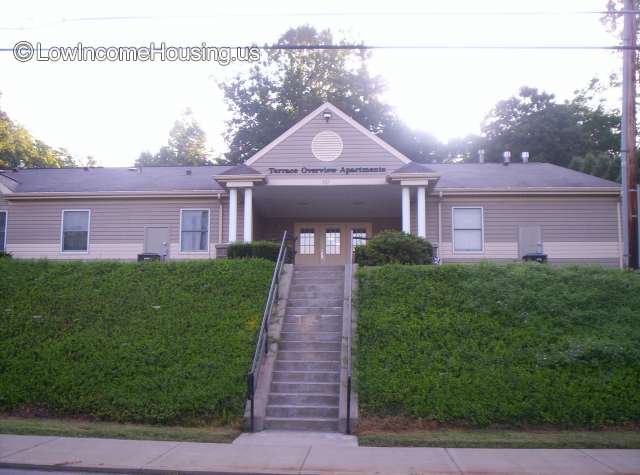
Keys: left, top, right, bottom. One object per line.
{"left": 0, "top": 0, "right": 622, "bottom": 167}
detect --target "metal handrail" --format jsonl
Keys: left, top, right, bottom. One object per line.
{"left": 345, "top": 232, "right": 355, "bottom": 434}
{"left": 246, "top": 230, "right": 288, "bottom": 432}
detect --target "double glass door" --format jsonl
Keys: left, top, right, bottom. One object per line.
{"left": 294, "top": 223, "right": 372, "bottom": 265}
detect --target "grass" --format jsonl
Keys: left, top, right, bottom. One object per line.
{"left": 0, "top": 258, "right": 274, "bottom": 425}
{"left": 358, "top": 428, "right": 640, "bottom": 449}
{"left": 0, "top": 416, "right": 239, "bottom": 443}
{"left": 356, "top": 263, "right": 640, "bottom": 428}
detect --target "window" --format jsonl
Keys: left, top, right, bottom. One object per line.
{"left": 61, "top": 210, "right": 90, "bottom": 252}
{"left": 180, "top": 209, "right": 209, "bottom": 252}
{"left": 299, "top": 228, "right": 315, "bottom": 255}
{"left": 352, "top": 228, "right": 367, "bottom": 249}
{"left": 0, "top": 211, "right": 6, "bottom": 252}
{"left": 325, "top": 228, "right": 341, "bottom": 255}
{"left": 452, "top": 207, "right": 483, "bottom": 252}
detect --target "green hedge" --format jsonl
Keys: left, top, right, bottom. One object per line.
{"left": 227, "top": 241, "right": 281, "bottom": 261}
{"left": 0, "top": 259, "right": 274, "bottom": 425}
{"left": 356, "top": 263, "right": 640, "bottom": 427}
{"left": 354, "top": 230, "right": 433, "bottom": 266}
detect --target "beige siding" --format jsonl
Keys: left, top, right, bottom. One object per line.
{"left": 250, "top": 111, "right": 406, "bottom": 174}
{"left": 435, "top": 195, "right": 621, "bottom": 266}
{"left": 5, "top": 197, "right": 223, "bottom": 260}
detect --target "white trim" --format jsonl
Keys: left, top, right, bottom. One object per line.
{"left": 0, "top": 210, "right": 7, "bottom": 252}
{"left": 60, "top": 209, "right": 91, "bottom": 254}
{"left": 0, "top": 182, "right": 13, "bottom": 194}
{"left": 179, "top": 208, "right": 211, "bottom": 253}
{"left": 452, "top": 206, "right": 485, "bottom": 254}
{"left": 245, "top": 102, "right": 411, "bottom": 166}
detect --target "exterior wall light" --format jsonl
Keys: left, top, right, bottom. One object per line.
{"left": 323, "top": 110, "right": 332, "bottom": 123}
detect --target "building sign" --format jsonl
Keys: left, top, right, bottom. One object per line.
{"left": 268, "top": 166, "right": 387, "bottom": 176}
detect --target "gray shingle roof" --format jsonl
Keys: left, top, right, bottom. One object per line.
{"left": 424, "top": 163, "right": 619, "bottom": 189}
{"left": 217, "top": 163, "right": 261, "bottom": 176}
{"left": 0, "top": 162, "right": 619, "bottom": 194}
{"left": 1, "top": 166, "right": 230, "bottom": 193}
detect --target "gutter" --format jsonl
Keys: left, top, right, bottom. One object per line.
{"left": 437, "top": 187, "right": 621, "bottom": 196}
{"left": 6, "top": 190, "right": 228, "bottom": 200}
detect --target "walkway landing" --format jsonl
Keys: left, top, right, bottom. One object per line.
{"left": 233, "top": 430, "right": 358, "bottom": 447}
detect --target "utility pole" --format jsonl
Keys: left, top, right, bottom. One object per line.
{"left": 621, "top": 0, "right": 638, "bottom": 269}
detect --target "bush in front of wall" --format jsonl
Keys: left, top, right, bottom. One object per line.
{"left": 227, "top": 240, "right": 281, "bottom": 261}
{"left": 354, "top": 230, "right": 433, "bottom": 266}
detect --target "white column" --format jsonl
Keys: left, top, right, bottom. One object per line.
{"left": 402, "top": 186, "right": 411, "bottom": 234}
{"left": 228, "top": 188, "right": 237, "bottom": 243}
{"left": 417, "top": 186, "right": 426, "bottom": 238}
{"left": 243, "top": 188, "right": 253, "bottom": 243}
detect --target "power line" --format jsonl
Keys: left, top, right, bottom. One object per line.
{"left": 1, "top": 10, "right": 639, "bottom": 31}
{"left": 2, "top": 44, "right": 636, "bottom": 53}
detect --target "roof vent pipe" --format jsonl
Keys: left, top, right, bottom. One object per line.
{"left": 478, "top": 149, "right": 485, "bottom": 164}
{"left": 502, "top": 151, "right": 511, "bottom": 166}
{"left": 522, "top": 151, "right": 529, "bottom": 164}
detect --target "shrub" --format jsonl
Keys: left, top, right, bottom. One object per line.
{"left": 354, "top": 230, "right": 433, "bottom": 266}
{"left": 227, "top": 240, "right": 281, "bottom": 261}
{"left": 356, "top": 263, "right": 640, "bottom": 427}
{"left": 0, "top": 259, "right": 274, "bottom": 425}
{"left": 0, "top": 251, "right": 11, "bottom": 259}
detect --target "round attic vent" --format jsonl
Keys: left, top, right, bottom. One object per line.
{"left": 311, "top": 130, "right": 343, "bottom": 162}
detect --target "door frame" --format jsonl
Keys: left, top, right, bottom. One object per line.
{"left": 293, "top": 222, "right": 372, "bottom": 265}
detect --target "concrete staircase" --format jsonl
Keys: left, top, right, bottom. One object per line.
{"left": 264, "top": 265, "right": 344, "bottom": 432}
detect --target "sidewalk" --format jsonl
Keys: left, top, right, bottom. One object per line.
{"left": 1, "top": 433, "right": 639, "bottom": 475}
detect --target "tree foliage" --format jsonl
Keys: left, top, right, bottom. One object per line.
{"left": 220, "top": 25, "right": 441, "bottom": 164}
{"left": 0, "top": 103, "right": 80, "bottom": 169}
{"left": 476, "top": 85, "right": 621, "bottom": 178}
{"left": 136, "top": 109, "right": 211, "bottom": 167}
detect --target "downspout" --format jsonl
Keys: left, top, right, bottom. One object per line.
{"left": 617, "top": 199, "right": 624, "bottom": 269}
{"left": 218, "top": 193, "right": 223, "bottom": 244}
{"left": 438, "top": 191, "right": 443, "bottom": 263}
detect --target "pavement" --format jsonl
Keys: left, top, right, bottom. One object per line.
{"left": 0, "top": 432, "right": 639, "bottom": 475}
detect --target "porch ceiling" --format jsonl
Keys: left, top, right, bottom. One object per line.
{"left": 253, "top": 184, "right": 403, "bottom": 218}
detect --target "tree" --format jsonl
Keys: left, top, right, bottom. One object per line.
{"left": 135, "top": 109, "right": 211, "bottom": 166}
{"left": 478, "top": 86, "right": 620, "bottom": 172}
{"left": 220, "top": 25, "right": 442, "bottom": 164}
{"left": 0, "top": 103, "right": 80, "bottom": 169}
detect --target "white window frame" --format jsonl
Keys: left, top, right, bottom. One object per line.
{"left": 179, "top": 208, "right": 210, "bottom": 253}
{"left": 452, "top": 206, "right": 485, "bottom": 254}
{"left": 0, "top": 210, "right": 7, "bottom": 253}
{"left": 60, "top": 209, "right": 91, "bottom": 254}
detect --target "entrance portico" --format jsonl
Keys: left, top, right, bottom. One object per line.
{"left": 215, "top": 102, "right": 439, "bottom": 264}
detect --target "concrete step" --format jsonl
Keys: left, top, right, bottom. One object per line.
{"left": 275, "top": 360, "right": 341, "bottom": 372}
{"left": 292, "top": 277, "right": 344, "bottom": 285}
{"left": 285, "top": 315, "right": 342, "bottom": 325}
{"left": 288, "top": 290, "right": 345, "bottom": 299}
{"left": 266, "top": 405, "right": 339, "bottom": 419}
{"left": 270, "top": 382, "right": 340, "bottom": 394}
{"left": 279, "top": 341, "right": 341, "bottom": 351}
{"left": 282, "top": 322, "right": 343, "bottom": 333}
{"left": 277, "top": 350, "right": 341, "bottom": 362}
{"left": 279, "top": 331, "right": 341, "bottom": 342}
{"left": 290, "top": 284, "right": 344, "bottom": 292}
{"left": 294, "top": 265, "right": 344, "bottom": 271}
{"left": 264, "top": 417, "right": 339, "bottom": 432}
{"left": 268, "top": 392, "right": 339, "bottom": 406}
{"left": 271, "top": 370, "right": 340, "bottom": 383}
{"left": 293, "top": 270, "right": 344, "bottom": 277}
{"left": 288, "top": 298, "right": 343, "bottom": 308}
{"left": 287, "top": 307, "right": 343, "bottom": 316}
